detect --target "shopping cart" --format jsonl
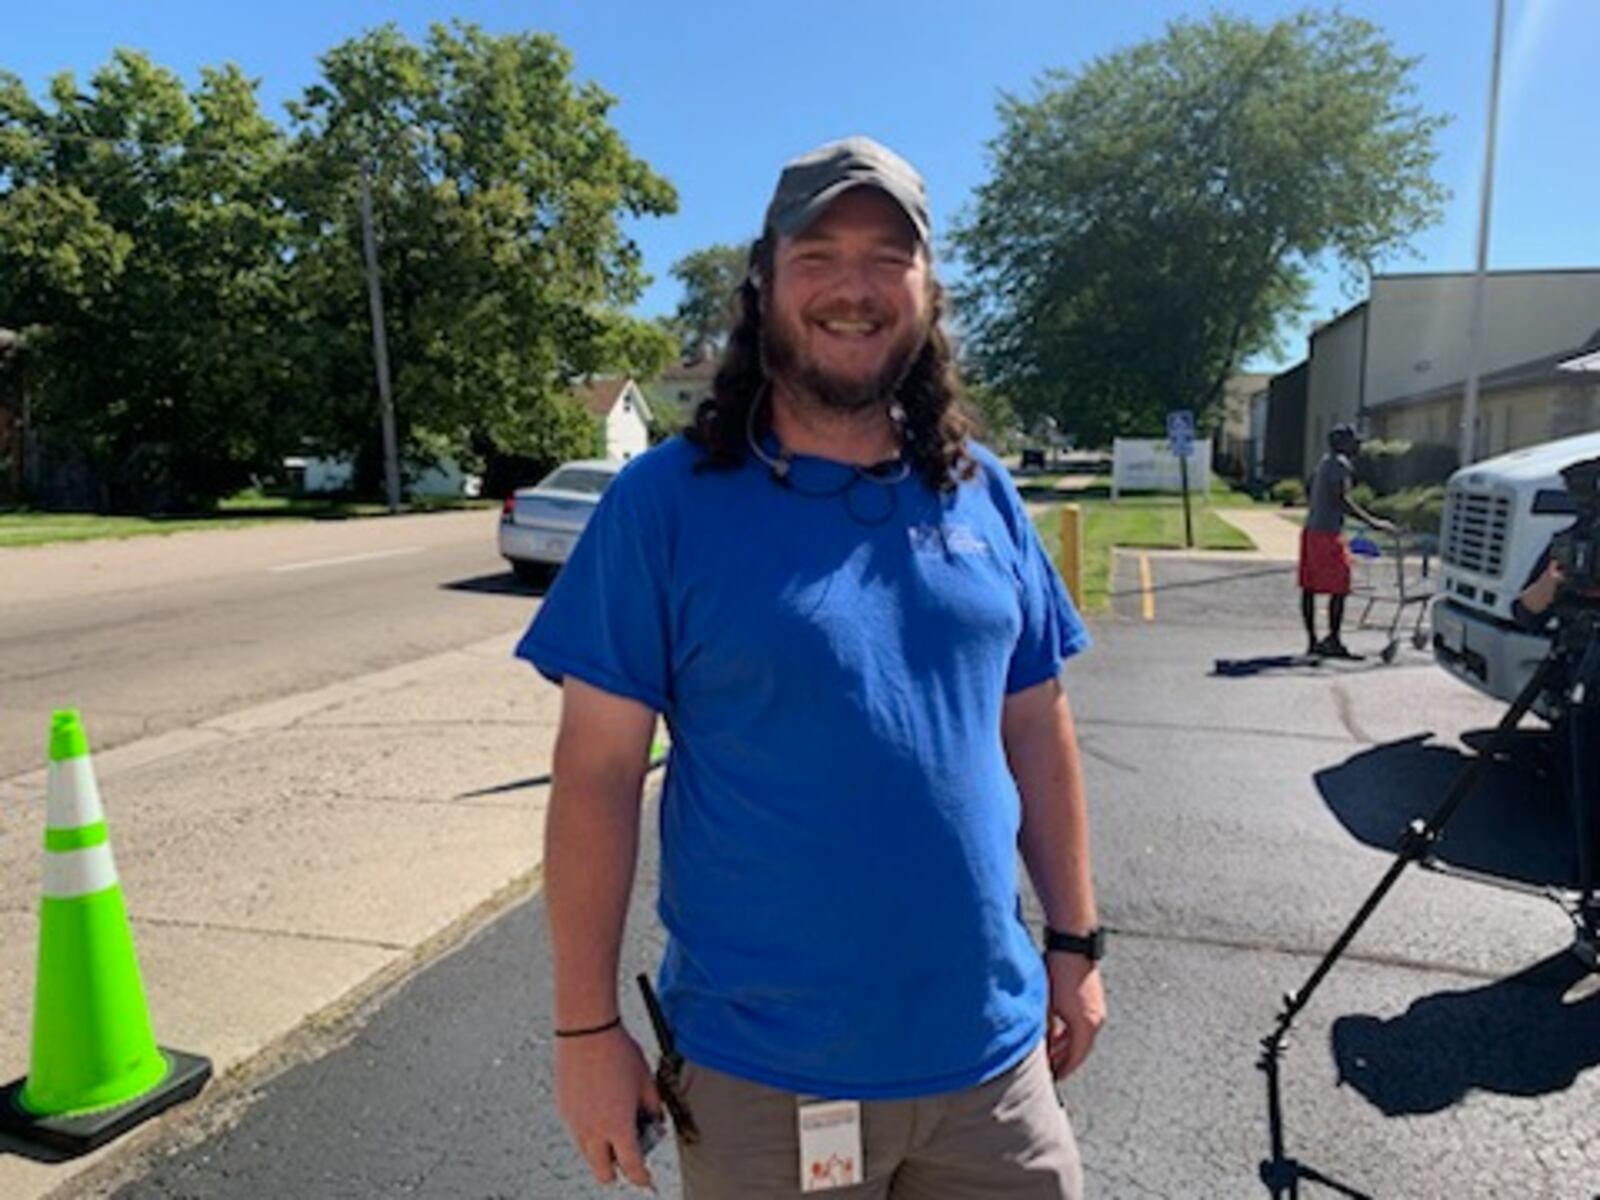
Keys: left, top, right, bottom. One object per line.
{"left": 1349, "top": 528, "right": 1436, "bottom": 663}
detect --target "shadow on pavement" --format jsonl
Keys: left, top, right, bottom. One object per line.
{"left": 1331, "top": 950, "right": 1600, "bottom": 1116}
{"left": 1213, "top": 653, "right": 1325, "bottom": 677}
{"left": 1314, "top": 732, "right": 1577, "bottom": 891}
{"left": 1211, "top": 652, "right": 1397, "bottom": 678}
{"left": 0, "top": 1131, "right": 75, "bottom": 1166}
{"left": 441, "top": 570, "right": 550, "bottom": 597}
{"left": 456, "top": 770, "right": 551, "bottom": 799}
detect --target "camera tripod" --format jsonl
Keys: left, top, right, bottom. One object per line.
{"left": 1257, "top": 610, "right": 1600, "bottom": 1197}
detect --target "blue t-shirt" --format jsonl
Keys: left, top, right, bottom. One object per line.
{"left": 517, "top": 436, "right": 1088, "bottom": 1099}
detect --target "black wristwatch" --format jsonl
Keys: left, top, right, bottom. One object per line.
{"left": 1043, "top": 925, "right": 1106, "bottom": 962}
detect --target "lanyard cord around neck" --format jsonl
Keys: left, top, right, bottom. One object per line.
{"left": 744, "top": 388, "right": 912, "bottom": 493}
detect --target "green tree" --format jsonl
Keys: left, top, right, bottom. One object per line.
{"left": 669, "top": 241, "right": 747, "bottom": 361}
{"left": 281, "top": 22, "right": 677, "bottom": 487}
{"left": 953, "top": 10, "right": 1447, "bottom": 446}
{"left": 964, "top": 381, "right": 1018, "bottom": 445}
{"left": 0, "top": 53, "right": 297, "bottom": 508}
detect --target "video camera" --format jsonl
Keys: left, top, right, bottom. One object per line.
{"left": 1534, "top": 456, "right": 1600, "bottom": 596}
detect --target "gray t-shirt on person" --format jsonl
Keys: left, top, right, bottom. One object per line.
{"left": 1305, "top": 453, "right": 1353, "bottom": 533}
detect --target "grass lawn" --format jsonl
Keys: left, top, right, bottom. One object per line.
{"left": 0, "top": 495, "right": 496, "bottom": 549}
{"left": 1033, "top": 493, "right": 1256, "bottom": 614}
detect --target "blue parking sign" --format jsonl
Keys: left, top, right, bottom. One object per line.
{"left": 1167, "top": 409, "right": 1195, "bottom": 458}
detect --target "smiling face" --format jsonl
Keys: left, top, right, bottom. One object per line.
{"left": 762, "top": 187, "right": 932, "bottom": 414}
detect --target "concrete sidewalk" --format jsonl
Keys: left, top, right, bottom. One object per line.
{"left": 0, "top": 628, "right": 569, "bottom": 1200}
{"left": 1210, "top": 506, "right": 1302, "bottom": 561}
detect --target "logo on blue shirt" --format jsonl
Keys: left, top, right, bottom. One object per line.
{"left": 908, "top": 523, "right": 989, "bottom": 556}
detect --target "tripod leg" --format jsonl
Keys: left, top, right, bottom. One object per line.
{"left": 1567, "top": 703, "right": 1600, "bottom": 966}
{"left": 1270, "top": 651, "right": 1563, "bottom": 1039}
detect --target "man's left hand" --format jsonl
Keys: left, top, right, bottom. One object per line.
{"left": 1045, "top": 951, "right": 1106, "bottom": 1079}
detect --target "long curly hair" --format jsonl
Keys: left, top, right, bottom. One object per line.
{"left": 686, "top": 235, "right": 977, "bottom": 492}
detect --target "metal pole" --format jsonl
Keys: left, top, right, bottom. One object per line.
{"left": 359, "top": 161, "right": 403, "bottom": 514}
{"left": 1458, "top": 0, "right": 1506, "bottom": 467}
{"left": 1179, "top": 453, "right": 1194, "bottom": 548}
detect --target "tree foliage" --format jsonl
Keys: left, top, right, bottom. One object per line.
{"left": 280, "top": 22, "right": 676, "bottom": 487}
{"left": 669, "top": 241, "right": 747, "bottom": 360}
{"left": 0, "top": 52, "right": 297, "bottom": 508}
{"left": 0, "top": 23, "right": 677, "bottom": 508}
{"left": 952, "top": 9, "right": 1448, "bottom": 446}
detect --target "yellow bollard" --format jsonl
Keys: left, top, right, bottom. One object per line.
{"left": 1059, "top": 504, "right": 1084, "bottom": 609}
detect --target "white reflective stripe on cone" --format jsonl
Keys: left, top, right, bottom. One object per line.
{"left": 46, "top": 756, "right": 106, "bottom": 831}
{"left": 42, "top": 843, "right": 120, "bottom": 899}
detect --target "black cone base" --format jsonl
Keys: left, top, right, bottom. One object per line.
{"left": 0, "top": 1047, "right": 212, "bottom": 1157}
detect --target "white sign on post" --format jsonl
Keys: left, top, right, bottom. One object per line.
{"left": 1110, "top": 438, "right": 1211, "bottom": 499}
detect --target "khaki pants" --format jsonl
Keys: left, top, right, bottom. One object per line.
{"left": 676, "top": 1041, "right": 1083, "bottom": 1199}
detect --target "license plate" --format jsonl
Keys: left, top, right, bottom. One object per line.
{"left": 544, "top": 535, "right": 571, "bottom": 557}
{"left": 1435, "top": 611, "right": 1464, "bottom": 653}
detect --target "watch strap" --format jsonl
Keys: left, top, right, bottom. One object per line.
{"left": 1043, "top": 925, "right": 1106, "bottom": 961}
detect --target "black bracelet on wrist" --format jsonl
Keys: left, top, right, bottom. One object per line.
{"left": 554, "top": 1015, "right": 622, "bottom": 1039}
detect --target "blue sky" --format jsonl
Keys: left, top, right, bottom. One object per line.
{"left": 7, "top": 1, "right": 1596, "bottom": 372}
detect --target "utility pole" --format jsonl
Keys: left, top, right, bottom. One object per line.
{"left": 359, "top": 160, "right": 402, "bottom": 514}
{"left": 1459, "top": 0, "right": 1506, "bottom": 467}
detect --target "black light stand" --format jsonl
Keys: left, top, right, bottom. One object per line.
{"left": 1257, "top": 647, "right": 1571, "bottom": 1198}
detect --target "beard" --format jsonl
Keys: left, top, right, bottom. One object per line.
{"left": 762, "top": 304, "right": 926, "bottom": 415}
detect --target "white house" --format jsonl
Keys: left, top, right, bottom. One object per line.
{"left": 573, "top": 376, "right": 652, "bottom": 460}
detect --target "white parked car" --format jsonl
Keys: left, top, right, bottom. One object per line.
{"left": 498, "top": 459, "right": 623, "bottom": 584}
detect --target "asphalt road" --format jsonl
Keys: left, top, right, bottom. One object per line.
{"left": 0, "top": 511, "right": 541, "bottom": 780}
{"left": 109, "top": 551, "right": 1600, "bottom": 1199}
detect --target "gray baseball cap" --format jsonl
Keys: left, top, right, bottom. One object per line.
{"left": 763, "top": 136, "right": 930, "bottom": 246}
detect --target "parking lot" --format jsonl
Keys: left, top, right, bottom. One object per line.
{"left": 107, "top": 548, "right": 1600, "bottom": 1199}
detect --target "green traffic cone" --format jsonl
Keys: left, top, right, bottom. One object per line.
{"left": 0, "top": 710, "right": 211, "bottom": 1156}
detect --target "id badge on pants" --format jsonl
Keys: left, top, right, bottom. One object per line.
{"left": 798, "top": 1100, "right": 862, "bottom": 1193}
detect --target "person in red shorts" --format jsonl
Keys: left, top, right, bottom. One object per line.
{"left": 1299, "top": 424, "right": 1394, "bottom": 659}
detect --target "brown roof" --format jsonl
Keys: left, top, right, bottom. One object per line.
{"left": 571, "top": 377, "right": 632, "bottom": 417}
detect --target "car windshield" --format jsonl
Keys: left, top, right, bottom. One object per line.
{"left": 539, "top": 468, "right": 615, "bottom": 496}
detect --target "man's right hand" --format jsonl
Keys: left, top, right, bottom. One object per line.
{"left": 555, "top": 1026, "right": 663, "bottom": 1189}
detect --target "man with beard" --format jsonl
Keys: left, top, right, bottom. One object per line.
{"left": 519, "top": 137, "right": 1102, "bottom": 1199}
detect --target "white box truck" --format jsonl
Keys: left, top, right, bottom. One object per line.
{"left": 1433, "top": 430, "right": 1600, "bottom": 713}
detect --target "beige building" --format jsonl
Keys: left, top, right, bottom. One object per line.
{"left": 1368, "top": 338, "right": 1600, "bottom": 457}
{"left": 1214, "top": 371, "right": 1272, "bottom": 475}
{"left": 1303, "top": 268, "right": 1600, "bottom": 470}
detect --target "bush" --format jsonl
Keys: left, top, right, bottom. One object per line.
{"left": 1367, "top": 485, "right": 1446, "bottom": 535}
{"left": 1269, "top": 478, "right": 1306, "bottom": 507}
{"left": 1355, "top": 439, "right": 1458, "bottom": 493}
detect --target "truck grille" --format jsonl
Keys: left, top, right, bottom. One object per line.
{"left": 1442, "top": 489, "right": 1512, "bottom": 578}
